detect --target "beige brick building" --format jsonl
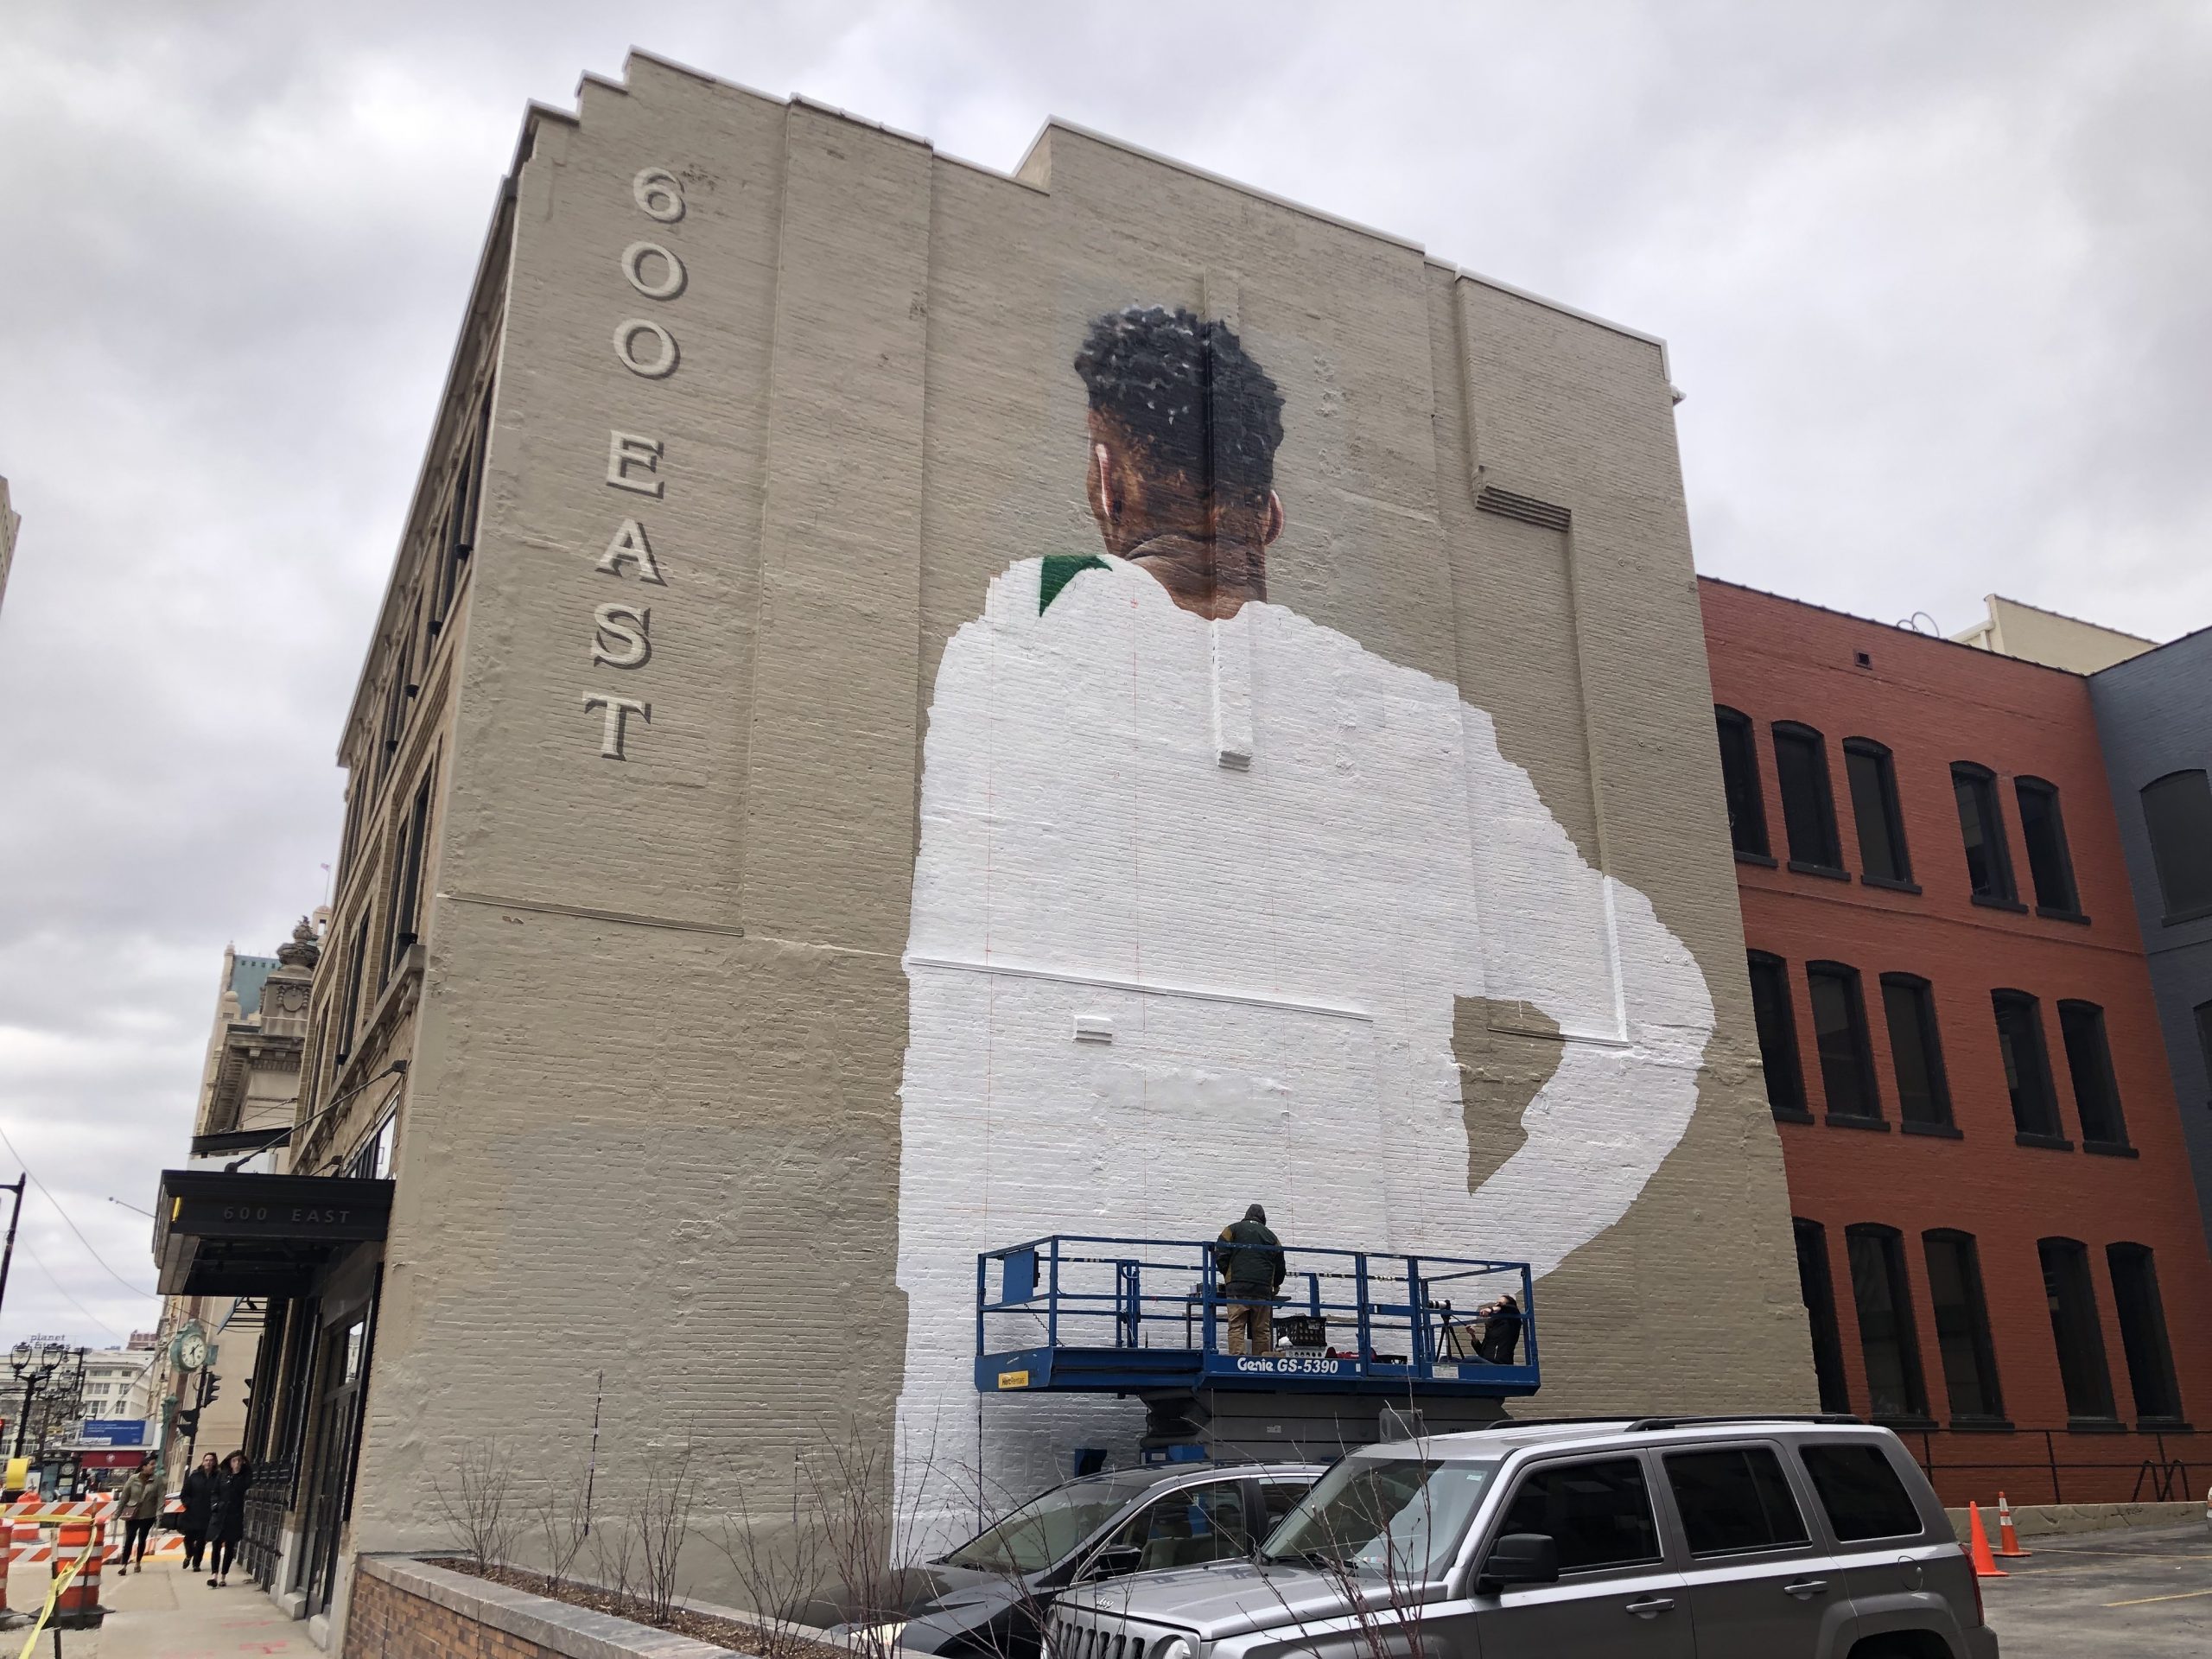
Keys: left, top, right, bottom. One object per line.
{"left": 152, "top": 51, "right": 1811, "bottom": 1644}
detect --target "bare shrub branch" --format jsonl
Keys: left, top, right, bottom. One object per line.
{"left": 632, "top": 1443, "right": 701, "bottom": 1626}
{"left": 588, "top": 1512, "right": 639, "bottom": 1605}
{"left": 533, "top": 1460, "right": 593, "bottom": 1597}
{"left": 429, "top": 1441, "right": 519, "bottom": 1573}
{"left": 709, "top": 1457, "right": 832, "bottom": 1659}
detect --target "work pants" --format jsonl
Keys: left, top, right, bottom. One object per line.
{"left": 1224, "top": 1300, "right": 1274, "bottom": 1356}
{"left": 123, "top": 1516, "right": 155, "bottom": 1564}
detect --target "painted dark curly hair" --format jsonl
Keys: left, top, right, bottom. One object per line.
{"left": 1073, "top": 305, "right": 1285, "bottom": 505}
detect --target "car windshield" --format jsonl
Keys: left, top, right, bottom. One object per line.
{"left": 942, "top": 1473, "right": 1163, "bottom": 1573}
{"left": 1262, "top": 1457, "right": 1500, "bottom": 1580}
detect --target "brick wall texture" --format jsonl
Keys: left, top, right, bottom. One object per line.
{"left": 343, "top": 1569, "right": 538, "bottom": 1659}
{"left": 1703, "top": 576, "right": 2212, "bottom": 1502}
{"left": 327, "top": 48, "right": 1815, "bottom": 1625}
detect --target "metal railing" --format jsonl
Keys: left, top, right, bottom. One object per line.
{"left": 1901, "top": 1424, "right": 2211, "bottom": 1507}
{"left": 976, "top": 1234, "right": 1535, "bottom": 1386}
{"left": 240, "top": 1459, "right": 292, "bottom": 1587}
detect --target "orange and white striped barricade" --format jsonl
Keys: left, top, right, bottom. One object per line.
{"left": 54, "top": 1519, "right": 103, "bottom": 1614}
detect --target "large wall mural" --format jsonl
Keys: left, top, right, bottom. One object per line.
{"left": 893, "top": 306, "right": 1714, "bottom": 1534}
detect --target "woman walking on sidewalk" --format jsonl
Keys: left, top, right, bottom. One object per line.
{"left": 179, "top": 1452, "right": 218, "bottom": 1573}
{"left": 116, "top": 1458, "right": 163, "bottom": 1572}
{"left": 207, "top": 1451, "right": 251, "bottom": 1587}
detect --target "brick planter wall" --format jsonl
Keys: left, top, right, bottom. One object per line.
{"left": 343, "top": 1556, "right": 731, "bottom": 1659}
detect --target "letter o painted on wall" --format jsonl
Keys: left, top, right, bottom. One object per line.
{"left": 613, "top": 318, "right": 679, "bottom": 378}
{"left": 632, "top": 167, "right": 685, "bottom": 223}
{"left": 621, "top": 241, "right": 687, "bottom": 301}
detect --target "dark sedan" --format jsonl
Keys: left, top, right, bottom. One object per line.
{"left": 871, "top": 1460, "right": 1324, "bottom": 1658}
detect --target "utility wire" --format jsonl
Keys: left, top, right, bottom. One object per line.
{"left": 14, "top": 1237, "right": 128, "bottom": 1344}
{"left": 0, "top": 1125, "right": 158, "bottom": 1298}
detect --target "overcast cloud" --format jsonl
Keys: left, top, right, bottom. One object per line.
{"left": 2, "top": 1, "right": 2207, "bottom": 1351}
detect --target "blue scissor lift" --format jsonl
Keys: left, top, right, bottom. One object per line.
{"left": 975, "top": 1236, "right": 1539, "bottom": 1463}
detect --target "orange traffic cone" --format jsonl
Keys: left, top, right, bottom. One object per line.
{"left": 1993, "top": 1491, "right": 2031, "bottom": 1558}
{"left": 1966, "top": 1501, "right": 2007, "bottom": 1578}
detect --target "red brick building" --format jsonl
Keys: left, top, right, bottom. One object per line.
{"left": 1701, "top": 577, "right": 2212, "bottom": 1504}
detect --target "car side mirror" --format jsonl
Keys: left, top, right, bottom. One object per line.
{"left": 1085, "top": 1544, "right": 1144, "bottom": 1581}
{"left": 1475, "top": 1533, "right": 1558, "bottom": 1594}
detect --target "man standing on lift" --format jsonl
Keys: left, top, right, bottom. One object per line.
{"left": 1214, "top": 1205, "right": 1286, "bottom": 1357}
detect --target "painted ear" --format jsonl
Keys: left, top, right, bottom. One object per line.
{"left": 1094, "top": 443, "right": 1119, "bottom": 528}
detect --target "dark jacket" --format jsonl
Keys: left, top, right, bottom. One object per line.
{"left": 1214, "top": 1205, "right": 1285, "bottom": 1295}
{"left": 179, "top": 1466, "right": 217, "bottom": 1534}
{"left": 212, "top": 1465, "right": 252, "bottom": 1543}
{"left": 1480, "top": 1300, "right": 1523, "bottom": 1364}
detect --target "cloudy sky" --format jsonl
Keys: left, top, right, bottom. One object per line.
{"left": 1, "top": 2, "right": 2207, "bottom": 1352}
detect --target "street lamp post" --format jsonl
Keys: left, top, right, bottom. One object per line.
{"left": 10, "top": 1341, "right": 62, "bottom": 1459}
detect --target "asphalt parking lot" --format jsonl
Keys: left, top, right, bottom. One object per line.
{"left": 1978, "top": 1522, "right": 2212, "bottom": 1657}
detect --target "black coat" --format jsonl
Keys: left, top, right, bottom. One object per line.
{"left": 212, "top": 1467, "right": 251, "bottom": 1543}
{"left": 1214, "top": 1213, "right": 1285, "bottom": 1295}
{"left": 179, "top": 1467, "right": 217, "bottom": 1534}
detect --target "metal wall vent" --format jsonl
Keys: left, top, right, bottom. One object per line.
{"left": 1477, "top": 486, "right": 1572, "bottom": 532}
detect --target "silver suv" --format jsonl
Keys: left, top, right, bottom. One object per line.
{"left": 1047, "top": 1417, "right": 1994, "bottom": 1658}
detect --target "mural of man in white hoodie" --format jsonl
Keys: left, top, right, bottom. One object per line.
{"left": 893, "top": 305, "right": 1714, "bottom": 1536}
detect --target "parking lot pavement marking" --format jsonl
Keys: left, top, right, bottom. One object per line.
{"left": 2106, "top": 1587, "right": 2212, "bottom": 1608}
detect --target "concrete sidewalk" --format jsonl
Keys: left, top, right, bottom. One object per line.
{"left": 7, "top": 1556, "right": 319, "bottom": 1659}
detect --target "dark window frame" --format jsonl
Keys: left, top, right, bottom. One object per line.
{"left": 384, "top": 765, "right": 436, "bottom": 982}
{"left": 1807, "top": 960, "right": 1884, "bottom": 1124}
{"left": 337, "top": 914, "right": 369, "bottom": 1065}
{"left": 2013, "top": 776, "right": 2083, "bottom": 918}
{"left": 1799, "top": 1442, "right": 1927, "bottom": 1544}
{"left": 1662, "top": 1446, "right": 1812, "bottom": 1558}
{"left": 1493, "top": 1456, "right": 1665, "bottom": 1576}
{"left": 1715, "top": 707, "right": 1772, "bottom": 862}
{"left": 1879, "top": 973, "right": 1955, "bottom": 1133}
{"left": 2106, "top": 1243, "right": 2184, "bottom": 1424}
{"left": 1773, "top": 721, "right": 1845, "bottom": 875}
{"left": 1952, "top": 762, "right": 2020, "bottom": 906}
{"left": 2038, "top": 1236, "right": 2118, "bottom": 1424}
{"left": 2196, "top": 1001, "right": 2212, "bottom": 1109}
{"left": 1922, "top": 1230, "right": 2005, "bottom": 1424}
{"left": 2140, "top": 769, "right": 2212, "bottom": 924}
{"left": 1992, "top": 989, "right": 2067, "bottom": 1144}
{"left": 2057, "top": 1001, "right": 2130, "bottom": 1151}
{"left": 1748, "top": 950, "right": 1808, "bottom": 1121}
{"left": 1794, "top": 1219, "right": 1852, "bottom": 1414}
{"left": 1843, "top": 737, "right": 1915, "bottom": 889}
{"left": 1846, "top": 1224, "right": 1931, "bottom": 1423}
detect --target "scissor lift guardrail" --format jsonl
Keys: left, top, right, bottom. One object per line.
{"left": 975, "top": 1235, "right": 1539, "bottom": 1398}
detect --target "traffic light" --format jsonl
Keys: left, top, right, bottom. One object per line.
{"left": 202, "top": 1375, "right": 221, "bottom": 1408}
{"left": 175, "top": 1408, "right": 200, "bottom": 1438}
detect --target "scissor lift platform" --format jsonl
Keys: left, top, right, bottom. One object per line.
{"left": 974, "top": 1235, "right": 1539, "bottom": 1401}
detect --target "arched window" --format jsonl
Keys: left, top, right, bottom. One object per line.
{"left": 1773, "top": 722, "right": 1843, "bottom": 873}
{"left": 2037, "top": 1237, "right": 2116, "bottom": 1422}
{"left": 1808, "top": 961, "right": 1880, "bottom": 1122}
{"left": 1992, "top": 990, "right": 2064, "bottom": 1142}
{"left": 1793, "top": 1220, "right": 1851, "bottom": 1414}
{"left": 1952, "top": 762, "right": 2018, "bottom": 905}
{"left": 1714, "top": 707, "right": 1770, "bottom": 861}
{"left": 2057, "top": 1001, "right": 2129, "bottom": 1149}
{"left": 2013, "top": 776, "right": 2081, "bottom": 915}
{"left": 2141, "top": 769, "right": 2212, "bottom": 922}
{"left": 1845, "top": 1224, "right": 1929, "bottom": 1421}
{"left": 1747, "top": 950, "right": 1807, "bottom": 1119}
{"left": 1844, "top": 738, "right": 1912, "bottom": 887}
{"left": 2107, "top": 1244, "right": 2183, "bottom": 1422}
{"left": 1922, "top": 1230, "right": 2003, "bottom": 1421}
{"left": 1880, "top": 974, "right": 1952, "bottom": 1130}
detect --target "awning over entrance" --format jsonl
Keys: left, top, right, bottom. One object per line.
{"left": 153, "top": 1170, "right": 393, "bottom": 1297}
